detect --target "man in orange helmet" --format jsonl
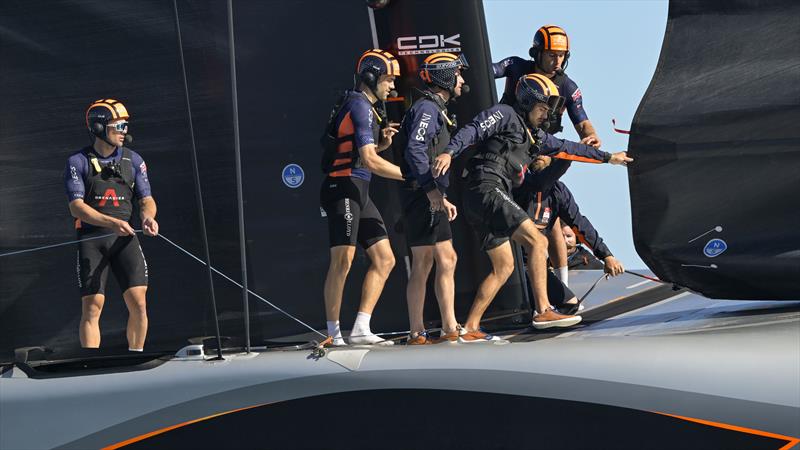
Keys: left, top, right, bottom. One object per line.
{"left": 399, "top": 52, "right": 468, "bottom": 345}
{"left": 65, "top": 99, "right": 158, "bottom": 351}
{"left": 493, "top": 25, "right": 602, "bottom": 289}
{"left": 319, "top": 49, "right": 404, "bottom": 346}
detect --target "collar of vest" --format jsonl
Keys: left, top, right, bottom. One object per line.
{"left": 415, "top": 88, "right": 448, "bottom": 112}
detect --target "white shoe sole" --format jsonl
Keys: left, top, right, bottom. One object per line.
{"left": 532, "top": 315, "right": 582, "bottom": 330}
{"left": 349, "top": 337, "right": 395, "bottom": 346}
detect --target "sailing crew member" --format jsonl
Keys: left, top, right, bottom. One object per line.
{"left": 562, "top": 223, "right": 605, "bottom": 271}
{"left": 400, "top": 52, "right": 468, "bottom": 345}
{"left": 64, "top": 99, "right": 158, "bottom": 351}
{"left": 492, "top": 25, "right": 600, "bottom": 287}
{"left": 515, "top": 157, "right": 625, "bottom": 313}
{"left": 320, "top": 49, "right": 404, "bottom": 346}
{"left": 432, "top": 74, "right": 630, "bottom": 337}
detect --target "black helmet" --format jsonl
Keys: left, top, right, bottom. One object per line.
{"left": 515, "top": 74, "right": 564, "bottom": 113}
{"left": 419, "top": 52, "right": 468, "bottom": 93}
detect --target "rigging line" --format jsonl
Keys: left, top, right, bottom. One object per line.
{"left": 624, "top": 270, "right": 666, "bottom": 284}
{"left": 227, "top": 0, "right": 251, "bottom": 353}
{"left": 173, "top": 0, "right": 224, "bottom": 360}
{"left": 0, "top": 231, "right": 138, "bottom": 258}
{"left": 157, "top": 233, "right": 326, "bottom": 338}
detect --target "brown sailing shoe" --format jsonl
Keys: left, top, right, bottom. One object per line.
{"left": 407, "top": 331, "right": 433, "bottom": 345}
{"left": 532, "top": 308, "right": 582, "bottom": 330}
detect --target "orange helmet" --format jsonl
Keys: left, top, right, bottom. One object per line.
{"left": 356, "top": 49, "right": 400, "bottom": 92}
{"left": 529, "top": 25, "right": 571, "bottom": 70}
{"left": 86, "top": 99, "right": 129, "bottom": 138}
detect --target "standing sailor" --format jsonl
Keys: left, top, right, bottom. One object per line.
{"left": 320, "top": 49, "right": 404, "bottom": 346}
{"left": 65, "top": 99, "right": 158, "bottom": 351}
{"left": 493, "top": 25, "right": 602, "bottom": 286}
{"left": 400, "top": 52, "right": 468, "bottom": 345}
{"left": 432, "top": 74, "right": 630, "bottom": 337}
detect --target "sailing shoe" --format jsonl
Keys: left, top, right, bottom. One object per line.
{"left": 349, "top": 333, "right": 395, "bottom": 346}
{"left": 407, "top": 331, "right": 433, "bottom": 345}
{"left": 433, "top": 329, "right": 460, "bottom": 344}
{"left": 532, "top": 308, "right": 582, "bottom": 330}
{"left": 458, "top": 330, "right": 505, "bottom": 344}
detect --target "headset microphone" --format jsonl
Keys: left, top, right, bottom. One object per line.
{"left": 461, "top": 84, "right": 470, "bottom": 94}
{"left": 388, "top": 90, "right": 398, "bottom": 98}
{"left": 124, "top": 134, "right": 133, "bottom": 145}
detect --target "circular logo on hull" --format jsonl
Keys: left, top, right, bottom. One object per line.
{"left": 703, "top": 238, "right": 727, "bottom": 258}
{"left": 282, "top": 164, "right": 304, "bottom": 188}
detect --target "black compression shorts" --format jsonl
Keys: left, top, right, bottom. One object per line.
{"left": 401, "top": 189, "right": 452, "bottom": 247}
{"left": 462, "top": 184, "right": 530, "bottom": 250}
{"left": 76, "top": 228, "right": 148, "bottom": 296}
{"left": 320, "top": 176, "right": 388, "bottom": 249}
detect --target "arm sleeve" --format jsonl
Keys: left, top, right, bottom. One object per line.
{"left": 538, "top": 129, "right": 610, "bottom": 163}
{"left": 553, "top": 182, "right": 613, "bottom": 260}
{"left": 562, "top": 77, "right": 589, "bottom": 125}
{"left": 130, "top": 152, "right": 152, "bottom": 199}
{"left": 403, "top": 103, "right": 441, "bottom": 192}
{"left": 64, "top": 154, "right": 86, "bottom": 202}
{"left": 350, "top": 102, "right": 376, "bottom": 149}
{"left": 445, "top": 104, "right": 516, "bottom": 159}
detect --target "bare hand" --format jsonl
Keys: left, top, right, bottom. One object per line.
{"left": 378, "top": 122, "right": 400, "bottom": 151}
{"left": 608, "top": 151, "right": 633, "bottom": 166}
{"left": 580, "top": 135, "right": 602, "bottom": 148}
{"left": 432, "top": 153, "right": 452, "bottom": 177}
{"left": 604, "top": 256, "right": 624, "bottom": 276}
{"left": 443, "top": 198, "right": 458, "bottom": 221}
{"left": 142, "top": 216, "right": 159, "bottom": 237}
{"left": 426, "top": 189, "right": 445, "bottom": 212}
{"left": 113, "top": 219, "right": 136, "bottom": 237}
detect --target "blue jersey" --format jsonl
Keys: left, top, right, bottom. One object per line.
{"left": 401, "top": 96, "right": 451, "bottom": 192}
{"left": 328, "top": 90, "right": 380, "bottom": 181}
{"left": 492, "top": 56, "right": 589, "bottom": 127}
{"left": 64, "top": 146, "right": 151, "bottom": 202}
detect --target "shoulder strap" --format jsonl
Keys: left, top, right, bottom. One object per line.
{"left": 120, "top": 148, "right": 135, "bottom": 189}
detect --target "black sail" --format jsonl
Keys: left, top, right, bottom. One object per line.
{"left": 0, "top": 0, "right": 521, "bottom": 358}
{"left": 628, "top": 0, "right": 800, "bottom": 299}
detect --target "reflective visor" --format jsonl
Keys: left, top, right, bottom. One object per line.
{"left": 107, "top": 121, "right": 129, "bottom": 132}
{"left": 547, "top": 95, "right": 566, "bottom": 111}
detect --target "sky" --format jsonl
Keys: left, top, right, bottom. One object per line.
{"left": 484, "top": 0, "right": 669, "bottom": 269}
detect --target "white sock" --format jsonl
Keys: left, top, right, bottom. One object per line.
{"left": 351, "top": 312, "right": 372, "bottom": 337}
{"left": 350, "top": 312, "right": 393, "bottom": 345}
{"left": 556, "top": 266, "right": 569, "bottom": 287}
{"left": 327, "top": 320, "right": 345, "bottom": 345}
{"left": 128, "top": 348, "right": 143, "bottom": 352}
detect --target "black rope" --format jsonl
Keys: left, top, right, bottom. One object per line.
{"left": 227, "top": 0, "right": 251, "bottom": 353}
{"left": 173, "top": 0, "right": 224, "bottom": 360}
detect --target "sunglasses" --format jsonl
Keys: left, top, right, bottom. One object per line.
{"left": 106, "top": 121, "right": 129, "bottom": 132}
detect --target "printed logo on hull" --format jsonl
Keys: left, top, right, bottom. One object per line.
{"left": 397, "top": 34, "right": 461, "bottom": 55}
{"left": 703, "top": 239, "right": 727, "bottom": 258}
{"left": 282, "top": 164, "right": 305, "bottom": 188}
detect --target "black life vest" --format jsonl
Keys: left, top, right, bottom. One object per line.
{"left": 79, "top": 147, "right": 135, "bottom": 227}
{"left": 320, "top": 91, "right": 382, "bottom": 176}
{"left": 465, "top": 112, "right": 542, "bottom": 193}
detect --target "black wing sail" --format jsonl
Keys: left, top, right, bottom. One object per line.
{"left": 628, "top": 0, "right": 800, "bottom": 299}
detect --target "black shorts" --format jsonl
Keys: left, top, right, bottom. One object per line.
{"left": 401, "top": 189, "right": 452, "bottom": 247}
{"left": 77, "top": 228, "right": 148, "bottom": 296}
{"left": 320, "top": 176, "right": 388, "bottom": 249}
{"left": 462, "top": 184, "right": 530, "bottom": 250}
